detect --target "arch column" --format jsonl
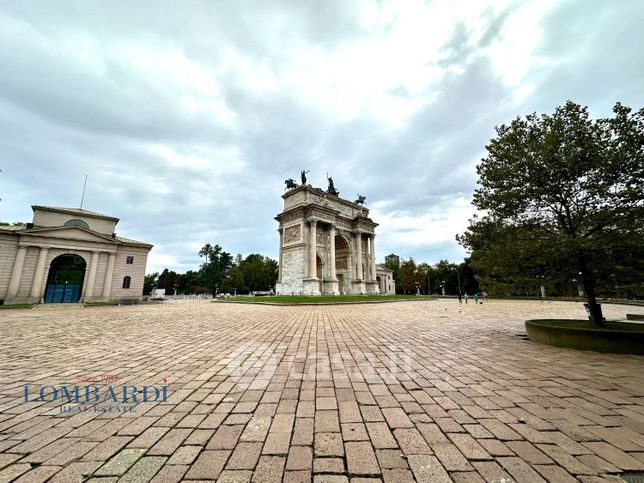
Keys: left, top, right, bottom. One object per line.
{"left": 308, "top": 219, "right": 318, "bottom": 279}
{"left": 30, "top": 247, "right": 49, "bottom": 300}
{"left": 7, "top": 245, "right": 28, "bottom": 300}
{"left": 369, "top": 235, "right": 377, "bottom": 282}
{"left": 83, "top": 251, "right": 100, "bottom": 301}
{"left": 329, "top": 224, "right": 337, "bottom": 280}
{"left": 103, "top": 252, "right": 116, "bottom": 298}
{"left": 355, "top": 232, "right": 363, "bottom": 280}
{"left": 278, "top": 227, "right": 284, "bottom": 282}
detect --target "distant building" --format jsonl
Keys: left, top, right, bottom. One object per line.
{"left": 376, "top": 264, "right": 396, "bottom": 294}
{"left": 385, "top": 253, "right": 400, "bottom": 268}
{"left": 0, "top": 206, "right": 152, "bottom": 305}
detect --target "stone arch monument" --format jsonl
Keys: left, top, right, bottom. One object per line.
{"left": 276, "top": 182, "right": 378, "bottom": 295}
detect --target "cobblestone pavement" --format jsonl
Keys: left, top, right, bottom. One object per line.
{"left": 1, "top": 299, "right": 644, "bottom": 483}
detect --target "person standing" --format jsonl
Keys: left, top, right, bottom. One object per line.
{"left": 464, "top": 293, "right": 468, "bottom": 304}
{"left": 474, "top": 293, "right": 479, "bottom": 304}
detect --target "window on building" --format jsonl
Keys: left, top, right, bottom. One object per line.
{"left": 122, "top": 276, "right": 131, "bottom": 289}
{"left": 64, "top": 219, "right": 90, "bottom": 229}
{"left": 126, "top": 256, "right": 134, "bottom": 264}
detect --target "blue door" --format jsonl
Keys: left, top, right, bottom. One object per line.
{"left": 44, "top": 254, "right": 86, "bottom": 303}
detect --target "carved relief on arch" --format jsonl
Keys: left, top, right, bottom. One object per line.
{"left": 284, "top": 224, "right": 301, "bottom": 244}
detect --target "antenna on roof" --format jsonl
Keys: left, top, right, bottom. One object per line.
{"left": 79, "top": 175, "right": 88, "bottom": 209}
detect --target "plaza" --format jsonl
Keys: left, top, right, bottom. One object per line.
{"left": 0, "top": 299, "right": 643, "bottom": 482}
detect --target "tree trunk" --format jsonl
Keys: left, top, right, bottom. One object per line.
{"left": 580, "top": 261, "right": 604, "bottom": 327}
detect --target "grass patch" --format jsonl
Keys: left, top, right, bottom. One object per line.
{"left": 0, "top": 303, "right": 34, "bottom": 310}
{"left": 530, "top": 319, "right": 644, "bottom": 332}
{"left": 84, "top": 301, "right": 119, "bottom": 307}
{"left": 221, "top": 294, "right": 432, "bottom": 304}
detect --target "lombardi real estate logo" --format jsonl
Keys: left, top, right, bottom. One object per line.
{"left": 23, "top": 374, "right": 169, "bottom": 414}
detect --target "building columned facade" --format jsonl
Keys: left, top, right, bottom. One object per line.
{"left": 375, "top": 264, "right": 396, "bottom": 295}
{"left": 275, "top": 185, "right": 380, "bottom": 295}
{"left": 0, "top": 206, "right": 152, "bottom": 305}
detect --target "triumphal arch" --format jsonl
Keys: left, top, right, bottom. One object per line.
{"left": 275, "top": 174, "right": 378, "bottom": 295}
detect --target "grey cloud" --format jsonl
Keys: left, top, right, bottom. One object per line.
{"left": 1, "top": 0, "right": 643, "bottom": 271}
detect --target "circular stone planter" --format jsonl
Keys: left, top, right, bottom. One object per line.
{"left": 525, "top": 319, "right": 644, "bottom": 355}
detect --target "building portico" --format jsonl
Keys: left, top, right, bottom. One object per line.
{"left": 0, "top": 206, "right": 152, "bottom": 305}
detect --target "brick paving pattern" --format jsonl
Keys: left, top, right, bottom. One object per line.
{"left": 1, "top": 299, "right": 643, "bottom": 482}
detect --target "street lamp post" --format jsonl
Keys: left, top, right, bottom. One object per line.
{"left": 455, "top": 268, "right": 462, "bottom": 297}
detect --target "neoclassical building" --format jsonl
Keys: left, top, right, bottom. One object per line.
{"left": 275, "top": 185, "right": 384, "bottom": 295}
{"left": 0, "top": 206, "right": 152, "bottom": 305}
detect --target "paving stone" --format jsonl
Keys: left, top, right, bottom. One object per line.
{"left": 94, "top": 448, "right": 146, "bottom": 476}
{"left": 262, "top": 431, "right": 290, "bottom": 455}
{"left": 313, "top": 457, "right": 345, "bottom": 473}
{"left": 218, "top": 469, "right": 253, "bottom": 482}
{"left": 286, "top": 445, "right": 313, "bottom": 471}
{"left": 207, "top": 425, "right": 245, "bottom": 450}
{"left": 227, "top": 442, "right": 263, "bottom": 469}
{"left": 366, "top": 423, "right": 398, "bottom": 449}
{"left": 506, "top": 440, "right": 553, "bottom": 465}
{"left": 313, "top": 476, "right": 349, "bottom": 483}
{"left": 149, "top": 464, "right": 189, "bottom": 483}
{"left": 393, "top": 428, "right": 432, "bottom": 455}
{"left": 406, "top": 454, "right": 451, "bottom": 483}
{"left": 12, "top": 465, "right": 62, "bottom": 482}
{"left": 450, "top": 470, "right": 485, "bottom": 483}
{"left": 252, "top": 455, "right": 286, "bottom": 482}
{"left": 49, "top": 462, "right": 101, "bottom": 483}
{"left": 241, "top": 416, "right": 272, "bottom": 442}
{"left": 381, "top": 468, "right": 414, "bottom": 482}
{"left": 81, "top": 436, "right": 132, "bottom": 462}
{"left": 119, "top": 456, "right": 167, "bottom": 483}
{"left": 497, "top": 456, "right": 547, "bottom": 482}
{"left": 447, "top": 433, "right": 491, "bottom": 460}
{"left": 381, "top": 408, "right": 413, "bottom": 429}
{"left": 375, "top": 449, "right": 408, "bottom": 469}
{"left": 167, "top": 445, "right": 202, "bottom": 465}
{"left": 471, "top": 461, "right": 512, "bottom": 482}
{"left": 185, "top": 450, "right": 231, "bottom": 479}
{"left": 292, "top": 418, "right": 314, "bottom": 446}
{"left": 346, "top": 441, "right": 380, "bottom": 475}
{"left": 533, "top": 464, "right": 579, "bottom": 482}
{"left": 315, "top": 432, "right": 344, "bottom": 457}
{"left": 431, "top": 442, "right": 472, "bottom": 471}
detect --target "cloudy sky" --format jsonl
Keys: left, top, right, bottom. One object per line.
{"left": 1, "top": 0, "right": 643, "bottom": 273}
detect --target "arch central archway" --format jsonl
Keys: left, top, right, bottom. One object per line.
{"left": 334, "top": 234, "right": 351, "bottom": 293}
{"left": 44, "top": 254, "right": 86, "bottom": 303}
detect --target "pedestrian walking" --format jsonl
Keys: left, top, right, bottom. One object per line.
{"left": 474, "top": 293, "right": 479, "bottom": 304}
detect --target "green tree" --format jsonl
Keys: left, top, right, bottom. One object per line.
{"left": 221, "top": 266, "right": 246, "bottom": 294}
{"left": 239, "top": 254, "right": 278, "bottom": 292}
{"left": 458, "top": 101, "right": 644, "bottom": 326}
{"left": 399, "top": 258, "right": 418, "bottom": 294}
{"left": 143, "top": 272, "right": 158, "bottom": 295}
{"left": 157, "top": 269, "right": 179, "bottom": 294}
{"left": 199, "top": 244, "right": 233, "bottom": 293}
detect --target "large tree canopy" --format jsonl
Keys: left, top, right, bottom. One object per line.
{"left": 458, "top": 101, "right": 644, "bottom": 326}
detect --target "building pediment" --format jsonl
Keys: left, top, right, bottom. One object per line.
{"left": 18, "top": 226, "right": 118, "bottom": 245}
